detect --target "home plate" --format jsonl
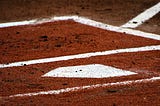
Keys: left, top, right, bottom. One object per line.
{"left": 42, "top": 64, "right": 137, "bottom": 78}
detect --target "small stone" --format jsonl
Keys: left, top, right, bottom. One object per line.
{"left": 107, "top": 89, "right": 118, "bottom": 93}
{"left": 40, "top": 35, "right": 48, "bottom": 39}
{"left": 5, "top": 79, "right": 14, "bottom": 82}
{"left": 113, "top": 103, "right": 116, "bottom": 106}
{"left": 132, "top": 61, "right": 136, "bottom": 65}
{"left": 75, "top": 12, "right": 79, "bottom": 15}
{"left": 55, "top": 44, "right": 62, "bottom": 47}
{"left": 132, "top": 21, "right": 137, "bottom": 24}
{"left": 39, "top": 35, "right": 48, "bottom": 42}
{"left": 30, "top": 72, "right": 34, "bottom": 74}
{"left": 67, "top": 100, "right": 70, "bottom": 102}
{"left": 16, "top": 32, "right": 20, "bottom": 34}
{"left": 62, "top": 83, "right": 68, "bottom": 86}
{"left": 81, "top": 7, "right": 85, "bottom": 9}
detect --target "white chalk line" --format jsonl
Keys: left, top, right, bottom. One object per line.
{"left": 0, "top": 16, "right": 160, "bottom": 40}
{"left": 7, "top": 76, "right": 160, "bottom": 98}
{"left": 0, "top": 45, "right": 160, "bottom": 68}
{"left": 0, "top": 15, "right": 159, "bottom": 99}
{"left": 121, "top": 2, "right": 160, "bottom": 28}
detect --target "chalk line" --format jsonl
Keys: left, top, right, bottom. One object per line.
{"left": 0, "top": 45, "right": 159, "bottom": 68}
{"left": 0, "top": 16, "right": 160, "bottom": 40}
{"left": 121, "top": 2, "right": 160, "bottom": 28}
{"left": 8, "top": 76, "right": 160, "bottom": 98}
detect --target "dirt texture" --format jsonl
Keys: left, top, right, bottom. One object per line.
{"left": 0, "top": 50, "right": 160, "bottom": 96}
{"left": 0, "top": 20, "right": 159, "bottom": 64}
{"left": 0, "top": 0, "right": 160, "bottom": 105}
{"left": 0, "top": 20, "right": 160, "bottom": 105}
{"left": 1, "top": 81, "right": 160, "bottom": 106}
{"left": 0, "top": 0, "right": 159, "bottom": 27}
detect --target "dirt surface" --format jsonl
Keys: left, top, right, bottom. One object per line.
{"left": 0, "top": 50, "right": 160, "bottom": 96}
{"left": 1, "top": 81, "right": 160, "bottom": 106}
{"left": 0, "top": 20, "right": 160, "bottom": 105}
{"left": 0, "top": 20, "right": 159, "bottom": 64}
{"left": 0, "top": 0, "right": 160, "bottom": 105}
{"left": 0, "top": 0, "right": 160, "bottom": 34}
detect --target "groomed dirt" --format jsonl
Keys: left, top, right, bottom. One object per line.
{"left": 0, "top": 20, "right": 159, "bottom": 64}
{"left": 0, "top": 50, "right": 160, "bottom": 96}
{"left": 0, "top": 1, "right": 160, "bottom": 105}
{"left": 0, "top": 0, "right": 159, "bottom": 27}
{"left": 1, "top": 80, "right": 160, "bottom": 106}
{"left": 0, "top": 21, "right": 160, "bottom": 105}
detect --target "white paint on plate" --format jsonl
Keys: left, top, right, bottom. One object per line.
{"left": 42, "top": 64, "right": 137, "bottom": 78}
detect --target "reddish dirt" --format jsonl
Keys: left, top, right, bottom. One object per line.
{"left": 0, "top": 49, "right": 160, "bottom": 95}
{"left": 0, "top": 20, "right": 159, "bottom": 64}
{"left": 0, "top": 4, "right": 160, "bottom": 105}
{"left": 0, "top": 0, "right": 159, "bottom": 31}
{"left": 0, "top": 0, "right": 160, "bottom": 106}
{"left": 1, "top": 81, "right": 160, "bottom": 106}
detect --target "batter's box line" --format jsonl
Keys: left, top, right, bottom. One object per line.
{"left": 121, "top": 2, "right": 160, "bottom": 28}
{"left": 0, "top": 45, "right": 160, "bottom": 68}
{"left": 5, "top": 76, "right": 160, "bottom": 98}
{"left": 0, "top": 15, "right": 160, "bottom": 40}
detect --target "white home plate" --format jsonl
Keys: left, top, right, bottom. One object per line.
{"left": 42, "top": 64, "right": 137, "bottom": 78}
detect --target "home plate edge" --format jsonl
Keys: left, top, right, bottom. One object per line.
{"left": 42, "top": 64, "right": 137, "bottom": 78}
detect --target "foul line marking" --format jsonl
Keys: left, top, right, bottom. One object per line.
{"left": 121, "top": 2, "right": 160, "bottom": 28}
{"left": 7, "top": 77, "right": 160, "bottom": 98}
{"left": 0, "top": 45, "right": 160, "bottom": 68}
{"left": 0, "top": 16, "right": 160, "bottom": 40}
